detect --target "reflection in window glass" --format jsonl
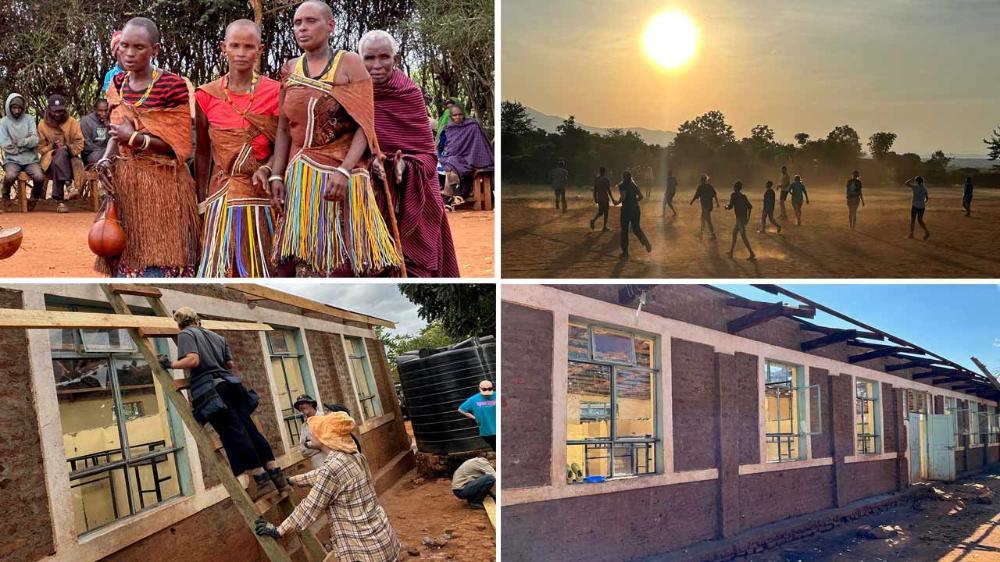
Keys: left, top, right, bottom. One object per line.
{"left": 81, "top": 329, "right": 136, "bottom": 353}
{"left": 592, "top": 327, "right": 634, "bottom": 364}
{"left": 566, "top": 322, "right": 657, "bottom": 481}
{"left": 568, "top": 324, "right": 590, "bottom": 361}
{"left": 346, "top": 336, "right": 383, "bottom": 420}
{"left": 52, "top": 330, "right": 182, "bottom": 534}
{"left": 765, "top": 360, "right": 800, "bottom": 462}
{"left": 855, "top": 379, "right": 880, "bottom": 455}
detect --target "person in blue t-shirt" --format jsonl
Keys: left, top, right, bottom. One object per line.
{"left": 458, "top": 380, "right": 497, "bottom": 450}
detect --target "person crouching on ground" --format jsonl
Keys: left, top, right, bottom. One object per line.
{"left": 159, "top": 307, "right": 288, "bottom": 500}
{"left": 452, "top": 457, "right": 495, "bottom": 509}
{"left": 255, "top": 411, "right": 401, "bottom": 562}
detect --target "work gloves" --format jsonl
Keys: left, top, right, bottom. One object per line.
{"left": 254, "top": 517, "right": 281, "bottom": 539}
{"left": 157, "top": 355, "right": 172, "bottom": 370}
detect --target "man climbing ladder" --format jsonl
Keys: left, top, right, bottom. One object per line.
{"left": 97, "top": 284, "right": 327, "bottom": 562}
{"left": 158, "top": 307, "right": 289, "bottom": 501}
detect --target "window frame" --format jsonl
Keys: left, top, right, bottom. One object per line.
{"left": 343, "top": 335, "right": 384, "bottom": 421}
{"left": 49, "top": 310, "right": 185, "bottom": 535}
{"left": 266, "top": 327, "right": 315, "bottom": 444}
{"left": 854, "top": 377, "right": 882, "bottom": 456}
{"left": 762, "top": 359, "right": 819, "bottom": 463}
{"left": 566, "top": 320, "right": 659, "bottom": 481}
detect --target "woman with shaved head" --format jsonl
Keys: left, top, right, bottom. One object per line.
{"left": 268, "top": 0, "right": 402, "bottom": 277}
{"left": 194, "top": 19, "right": 281, "bottom": 277}
{"left": 95, "top": 16, "right": 200, "bottom": 277}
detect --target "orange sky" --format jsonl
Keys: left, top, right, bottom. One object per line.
{"left": 502, "top": 0, "right": 1000, "bottom": 155}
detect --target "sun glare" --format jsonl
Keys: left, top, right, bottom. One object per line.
{"left": 643, "top": 10, "right": 698, "bottom": 71}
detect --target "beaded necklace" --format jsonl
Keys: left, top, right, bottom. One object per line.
{"left": 222, "top": 72, "right": 259, "bottom": 117}
{"left": 123, "top": 67, "right": 161, "bottom": 108}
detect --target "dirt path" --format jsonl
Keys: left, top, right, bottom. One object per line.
{"left": 0, "top": 203, "right": 493, "bottom": 278}
{"left": 502, "top": 184, "right": 1000, "bottom": 278}
{"left": 380, "top": 471, "right": 495, "bottom": 561}
{"left": 739, "top": 469, "right": 1000, "bottom": 562}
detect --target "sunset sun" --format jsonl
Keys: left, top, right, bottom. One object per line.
{"left": 643, "top": 10, "right": 698, "bottom": 70}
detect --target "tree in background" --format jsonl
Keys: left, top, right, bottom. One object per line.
{"left": 376, "top": 322, "right": 453, "bottom": 380}
{"left": 867, "top": 132, "right": 897, "bottom": 162}
{"left": 0, "top": 0, "right": 493, "bottom": 125}
{"left": 399, "top": 284, "right": 495, "bottom": 340}
{"left": 794, "top": 132, "right": 810, "bottom": 147}
{"left": 985, "top": 127, "right": 1000, "bottom": 167}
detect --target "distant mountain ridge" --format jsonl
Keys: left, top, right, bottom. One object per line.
{"left": 523, "top": 106, "right": 676, "bottom": 147}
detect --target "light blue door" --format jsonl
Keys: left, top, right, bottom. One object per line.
{"left": 928, "top": 414, "right": 956, "bottom": 481}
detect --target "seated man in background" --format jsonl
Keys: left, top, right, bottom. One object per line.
{"left": 37, "top": 94, "right": 84, "bottom": 211}
{"left": 438, "top": 101, "right": 493, "bottom": 202}
{"left": 451, "top": 457, "right": 495, "bottom": 509}
{"left": 80, "top": 98, "right": 111, "bottom": 167}
{"left": 0, "top": 93, "right": 47, "bottom": 211}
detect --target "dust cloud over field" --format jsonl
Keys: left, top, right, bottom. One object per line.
{"left": 502, "top": 183, "right": 1000, "bottom": 278}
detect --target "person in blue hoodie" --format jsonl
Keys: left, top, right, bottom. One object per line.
{"left": 0, "top": 93, "right": 47, "bottom": 211}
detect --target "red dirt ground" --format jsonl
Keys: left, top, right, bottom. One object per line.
{"left": 502, "top": 183, "right": 1000, "bottom": 278}
{"left": 381, "top": 471, "right": 496, "bottom": 561}
{"left": 738, "top": 469, "right": 1000, "bottom": 562}
{"left": 0, "top": 201, "right": 493, "bottom": 278}
{"left": 378, "top": 420, "right": 495, "bottom": 561}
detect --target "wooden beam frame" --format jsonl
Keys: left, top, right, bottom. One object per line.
{"left": 848, "top": 345, "right": 921, "bottom": 363}
{"left": 911, "top": 368, "right": 962, "bottom": 380}
{"left": 227, "top": 284, "right": 395, "bottom": 329}
{"left": 800, "top": 329, "right": 857, "bottom": 352}
{"left": 727, "top": 302, "right": 785, "bottom": 333}
{"left": 0, "top": 308, "right": 271, "bottom": 332}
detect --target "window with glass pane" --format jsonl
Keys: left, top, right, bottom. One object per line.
{"left": 855, "top": 379, "right": 880, "bottom": 455}
{"left": 566, "top": 322, "right": 657, "bottom": 482}
{"left": 764, "top": 360, "right": 801, "bottom": 462}
{"left": 267, "top": 329, "right": 312, "bottom": 443}
{"left": 989, "top": 406, "right": 999, "bottom": 445}
{"left": 345, "top": 336, "right": 383, "bottom": 420}
{"left": 945, "top": 397, "right": 958, "bottom": 445}
{"left": 970, "top": 402, "right": 983, "bottom": 446}
{"left": 51, "top": 319, "right": 183, "bottom": 535}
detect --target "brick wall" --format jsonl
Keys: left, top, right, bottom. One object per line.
{"left": 304, "top": 330, "right": 352, "bottom": 407}
{"left": 738, "top": 466, "right": 835, "bottom": 530}
{"left": 501, "top": 303, "right": 553, "bottom": 489}
{"left": 809, "top": 368, "right": 835, "bottom": 459}
{"left": 840, "top": 459, "right": 898, "bottom": 504}
{"left": 0, "top": 289, "right": 55, "bottom": 561}
{"left": 501, "top": 481, "right": 718, "bottom": 562}
{"left": 671, "top": 338, "right": 719, "bottom": 471}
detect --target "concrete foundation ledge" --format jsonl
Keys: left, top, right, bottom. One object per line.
{"left": 639, "top": 487, "right": 923, "bottom": 562}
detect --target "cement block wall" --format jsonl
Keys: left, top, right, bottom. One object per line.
{"left": 502, "top": 286, "right": 997, "bottom": 561}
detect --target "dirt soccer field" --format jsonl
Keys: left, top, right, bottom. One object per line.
{"left": 502, "top": 183, "right": 1000, "bottom": 278}
{"left": 0, "top": 201, "right": 493, "bottom": 278}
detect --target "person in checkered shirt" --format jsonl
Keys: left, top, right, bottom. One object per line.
{"left": 255, "top": 410, "right": 400, "bottom": 561}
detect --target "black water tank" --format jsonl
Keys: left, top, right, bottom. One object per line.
{"left": 397, "top": 337, "right": 496, "bottom": 454}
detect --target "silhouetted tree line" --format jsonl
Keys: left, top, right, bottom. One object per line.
{"left": 0, "top": 0, "right": 493, "bottom": 125}
{"left": 503, "top": 101, "right": 1000, "bottom": 189}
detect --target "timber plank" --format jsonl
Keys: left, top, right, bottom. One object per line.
{"left": 0, "top": 308, "right": 271, "bottom": 332}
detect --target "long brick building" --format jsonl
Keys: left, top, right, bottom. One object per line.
{"left": 0, "top": 284, "right": 413, "bottom": 562}
{"left": 501, "top": 284, "right": 1000, "bottom": 561}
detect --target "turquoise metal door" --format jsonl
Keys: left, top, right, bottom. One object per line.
{"left": 928, "top": 414, "right": 956, "bottom": 481}
{"left": 908, "top": 413, "right": 924, "bottom": 481}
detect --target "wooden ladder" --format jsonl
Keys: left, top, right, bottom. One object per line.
{"left": 99, "top": 284, "right": 328, "bottom": 562}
